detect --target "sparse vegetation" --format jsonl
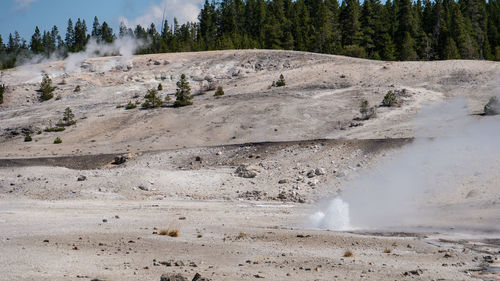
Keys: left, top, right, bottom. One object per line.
{"left": 0, "top": 84, "right": 5, "bottom": 104}
{"left": 159, "top": 229, "right": 179, "bottom": 237}
{"left": 44, "top": 126, "right": 65, "bottom": 132}
{"left": 484, "top": 96, "right": 500, "bottom": 115}
{"left": 236, "top": 232, "right": 248, "bottom": 239}
{"left": 214, "top": 86, "right": 224, "bottom": 97}
{"left": 24, "top": 134, "right": 32, "bottom": 142}
{"left": 360, "top": 100, "right": 376, "bottom": 120}
{"left": 57, "top": 107, "right": 76, "bottom": 126}
{"left": 38, "top": 74, "right": 56, "bottom": 101}
{"left": 174, "top": 74, "right": 193, "bottom": 107}
{"left": 55, "top": 95, "right": 62, "bottom": 100}
{"left": 343, "top": 250, "right": 354, "bottom": 257}
{"left": 157, "top": 83, "right": 163, "bottom": 91}
{"left": 164, "top": 95, "right": 171, "bottom": 103}
{"left": 53, "top": 137, "right": 62, "bottom": 144}
{"left": 142, "top": 88, "right": 163, "bottom": 108}
{"left": 116, "top": 104, "right": 124, "bottom": 108}
{"left": 125, "top": 101, "right": 137, "bottom": 110}
{"left": 275, "top": 74, "right": 286, "bottom": 87}
{"left": 383, "top": 249, "right": 392, "bottom": 253}
{"left": 382, "top": 90, "right": 398, "bottom": 107}
{"left": 74, "top": 85, "right": 81, "bottom": 92}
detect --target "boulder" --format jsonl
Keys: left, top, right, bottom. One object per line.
{"left": 77, "top": 175, "right": 87, "bottom": 182}
{"left": 315, "top": 168, "right": 326, "bottom": 176}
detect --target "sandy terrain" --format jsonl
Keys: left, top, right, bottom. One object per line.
{"left": 0, "top": 50, "right": 499, "bottom": 280}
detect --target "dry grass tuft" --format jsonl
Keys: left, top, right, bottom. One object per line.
{"left": 237, "top": 232, "right": 248, "bottom": 239}
{"left": 168, "top": 229, "right": 179, "bottom": 237}
{"left": 159, "top": 229, "right": 179, "bottom": 237}
{"left": 343, "top": 250, "right": 354, "bottom": 257}
{"left": 384, "top": 249, "right": 392, "bottom": 254}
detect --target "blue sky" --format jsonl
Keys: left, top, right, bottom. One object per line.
{"left": 0, "top": 0, "right": 203, "bottom": 42}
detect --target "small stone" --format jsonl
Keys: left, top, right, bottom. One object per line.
{"left": 77, "top": 175, "right": 87, "bottom": 181}
{"left": 278, "top": 179, "right": 288, "bottom": 184}
{"left": 314, "top": 168, "right": 326, "bottom": 175}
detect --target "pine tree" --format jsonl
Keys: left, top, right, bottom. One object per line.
{"left": 38, "top": 74, "right": 56, "bottom": 101}
{"left": 61, "top": 107, "right": 76, "bottom": 126}
{"left": 174, "top": 74, "right": 193, "bottom": 107}
{"left": 101, "top": 22, "right": 115, "bottom": 43}
{"left": 340, "top": 0, "right": 363, "bottom": 47}
{"left": 30, "top": 26, "right": 43, "bottom": 54}
{"left": 91, "top": 16, "right": 101, "bottom": 39}
{"left": 65, "top": 18, "right": 74, "bottom": 50}
{"left": 142, "top": 88, "right": 163, "bottom": 108}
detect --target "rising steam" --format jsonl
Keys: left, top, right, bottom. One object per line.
{"left": 64, "top": 36, "right": 144, "bottom": 73}
{"left": 312, "top": 97, "right": 500, "bottom": 232}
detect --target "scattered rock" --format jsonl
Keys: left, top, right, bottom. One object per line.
{"left": 77, "top": 175, "right": 87, "bottom": 181}
{"left": 314, "top": 168, "right": 326, "bottom": 175}
{"left": 138, "top": 185, "right": 149, "bottom": 191}
{"left": 277, "top": 190, "right": 306, "bottom": 203}
{"left": 235, "top": 164, "right": 260, "bottom": 178}
{"left": 278, "top": 179, "right": 288, "bottom": 184}
{"left": 153, "top": 60, "right": 161, "bottom": 65}
{"left": 160, "top": 273, "right": 188, "bottom": 281}
{"left": 403, "top": 269, "right": 423, "bottom": 276}
{"left": 306, "top": 170, "right": 316, "bottom": 178}
{"left": 195, "top": 156, "right": 202, "bottom": 162}
{"left": 192, "top": 273, "right": 210, "bottom": 281}
{"left": 112, "top": 156, "right": 127, "bottom": 165}
{"left": 239, "top": 190, "right": 267, "bottom": 200}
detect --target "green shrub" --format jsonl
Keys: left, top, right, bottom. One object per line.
{"left": 116, "top": 104, "right": 124, "bottom": 108}
{"left": 382, "top": 90, "right": 398, "bottom": 107}
{"left": 53, "top": 137, "right": 62, "bottom": 144}
{"left": 125, "top": 101, "right": 137, "bottom": 110}
{"left": 344, "top": 45, "right": 367, "bottom": 58}
{"left": 214, "top": 86, "right": 224, "bottom": 97}
{"left": 24, "top": 134, "right": 32, "bottom": 142}
{"left": 142, "top": 88, "right": 163, "bottom": 108}
{"left": 360, "top": 100, "right": 376, "bottom": 120}
{"left": 39, "top": 74, "right": 56, "bottom": 101}
{"left": 174, "top": 74, "right": 193, "bottom": 107}
{"left": 44, "top": 126, "right": 65, "bottom": 132}
{"left": 74, "top": 85, "right": 81, "bottom": 92}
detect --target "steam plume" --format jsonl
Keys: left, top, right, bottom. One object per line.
{"left": 312, "top": 98, "right": 500, "bottom": 232}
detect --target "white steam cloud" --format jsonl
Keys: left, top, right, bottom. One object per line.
{"left": 65, "top": 36, "right": 144, "bottom": 73}
{"left": 312, "top": 97, "right": 500, "bottom": 232}
{"left": 12, "top": 36, "right": 144, "bottom": 83}
{"left": 118, "top": 0, "right": 202, "bottom": 28}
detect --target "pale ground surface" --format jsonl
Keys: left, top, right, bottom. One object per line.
{"left": 0, "top": 50, "right": 499, "bottom": 280}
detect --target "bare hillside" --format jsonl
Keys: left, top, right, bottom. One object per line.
{"left": 0, "top": 50, "right": 498, "bottom": 158}
{"left": 1, "top": 51, "right": 499, "bottom": 281}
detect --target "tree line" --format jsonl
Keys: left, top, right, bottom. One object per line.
{"left": 1, "top": 0, "right": 499, "bottom": 70}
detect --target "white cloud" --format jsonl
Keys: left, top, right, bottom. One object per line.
{"left": 14, "top": 0, "right": 37, "bottom": 10}
{"left": 119, "top": 0, "right": 202, "bottom": 29}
